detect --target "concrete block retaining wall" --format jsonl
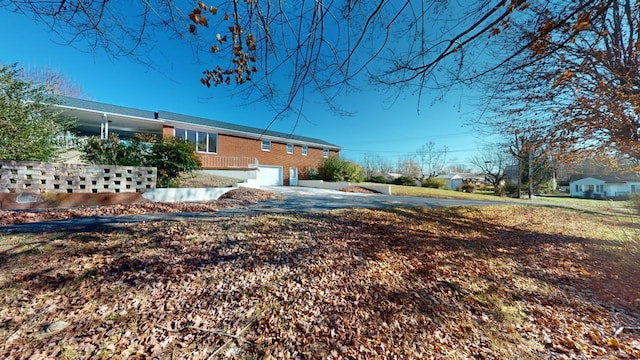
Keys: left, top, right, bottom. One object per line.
{"left": 0, "top": 160, "right": 156, "bottom": 194}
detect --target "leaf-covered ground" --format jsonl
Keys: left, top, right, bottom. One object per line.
{"left": 174, "top": 174, "right": 240, "bottom": 188}
{"left": 338, "top": 186, "right": 381, "bottom": 194}
{"left": 0, "top": 205, "right": 639, "bottom": 359}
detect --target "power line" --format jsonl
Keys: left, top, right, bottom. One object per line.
{"left": 343, "top": 147, "right": 478, "bottom": 154}
{"left": 346, "top": 131, "right": 474, "bottom": 145}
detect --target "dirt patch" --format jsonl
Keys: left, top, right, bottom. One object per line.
{"left": 0, "top": 187, "right": 281, "bottom": 226}
{"left": 338, "top": 186, "right": 380, "bottom": 194}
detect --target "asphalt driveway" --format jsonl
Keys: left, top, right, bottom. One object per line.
{"left": 216, "top": 186, "right": 505, "bottom": 215}
{"left": 0, "top": 186, "right": 506, "bottom": 233}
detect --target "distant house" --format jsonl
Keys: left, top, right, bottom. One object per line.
{"left": 569, "top": 174, "right": 640, "bottom": 199}
{"left": 436, "top": 173, "right": 485, "bottom": 190}
{"left": 384, "top": 172, "right": 403, "bottom": 181}
{"left": 55, "top": 96, "right": 341, "bottom": 186}
{"left": 436, "top": 174, "right": 465, "bottom": 190}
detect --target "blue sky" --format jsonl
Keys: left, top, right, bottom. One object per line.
{"left": 0, "top": 7, "right": 499, "bottom": 169}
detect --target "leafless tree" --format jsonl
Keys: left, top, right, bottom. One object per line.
{"left": 416, "top": 141, "right": 448, "bottom": 179}
{"left": 396, "top": 156, "right": 421, "bottom": 179}
{"left": 469, "top": 146, "right": 509, "bottom": 194}
{"left": 361, "top": 153, "right": 393, "bottom": 178}
{"left": 445, "top": 162, "right": 473, "bottom": 174}
{"left": 21, "top": 66, "right": 84, "bottom": 97}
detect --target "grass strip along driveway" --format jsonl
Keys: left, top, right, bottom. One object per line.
{"left": 1, "top": 202, "right": 639, "bottom": 359}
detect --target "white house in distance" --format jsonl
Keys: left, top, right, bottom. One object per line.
{"left": 569, "top": 174, "right": 640, "bottom": 199}
{"left": 436, "top": 174, "right": 465, "bottom": 190}
{"left": 436, "top": 173, "right": 486, "bottom": 190}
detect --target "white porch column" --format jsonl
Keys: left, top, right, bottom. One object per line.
{"left": 102, "top": 113, "right": 109, "bottom": 139}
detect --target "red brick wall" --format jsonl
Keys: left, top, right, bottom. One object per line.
{"left": 163, "top": 126, "right": 339, "bottom": 185}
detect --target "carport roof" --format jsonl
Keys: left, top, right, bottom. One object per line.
{"left": 56, "top": 95, "right": 156, "bottom": 119}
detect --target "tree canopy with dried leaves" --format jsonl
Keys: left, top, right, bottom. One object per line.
{"left": 479, "top": 0, "right": 640, "bottom": 165}
{"left": 4, "top": 0, "right": 638, "bottom": 159}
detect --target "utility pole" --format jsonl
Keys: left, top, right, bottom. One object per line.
{"left": 510, "top": 131, "right": 523, "bottom": 198}
{"left": 528, "top": 149, "right": 533, "bottom": 199}
{"left": 364, "top": 153, "right": 369, "bottom": 178}
{"left": 516, "top": 134, "right": 522, "bottom": 199}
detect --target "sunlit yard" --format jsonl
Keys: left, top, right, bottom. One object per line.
{"left": 1, "top": 204, "right": 638, "bottom": 358}
{"left": 385, "top": 183, "right": 633, "bottom": 211}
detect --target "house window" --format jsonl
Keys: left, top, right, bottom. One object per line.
{"left": 186, "top": 129, "right": 196, "bottom": 145}
{"left": 287, "top": 143, "right": 294, "bottom": 154}
{"left": 197, "top": 131, "right": 208, "bottom": 152}
{"left": 174, "top": 128, "right": 217, "bottom": 153}
{"left": 261, "top": 140, "right": 271, "bottom": 151}
{"left": 322, "top": 149, "right": 329, "bottom": 158}
{"left": 175, "top": 127, "right": 185, "bottom": 141}
{"left": 575, "top": 185, "right": 579, "bottom": 192}
{"left": 301, "top": 145, "right": 308, "bottom": 156}
{"left": 207, "top": 134, "right": 218, "bottom": 153}
{"left": 632, "top": 184, "right": 638, "bottom": 193}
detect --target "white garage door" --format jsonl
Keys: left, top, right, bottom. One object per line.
{"left": 257, "top": 166, "right": 283, "bottom": 186}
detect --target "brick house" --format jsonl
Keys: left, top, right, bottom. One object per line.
{"left": 56, "top": 96, "right": 341, "bottom": 186}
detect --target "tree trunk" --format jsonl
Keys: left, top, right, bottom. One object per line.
{"left": 528, "top": 150, "right": 533, "bottom": 199}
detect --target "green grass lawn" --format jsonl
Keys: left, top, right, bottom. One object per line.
{"left": 386, "top": 184, "right": 504, "bottom": 200}
{"left": 369, "top": 183, "right": 635, "bottom": 212}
